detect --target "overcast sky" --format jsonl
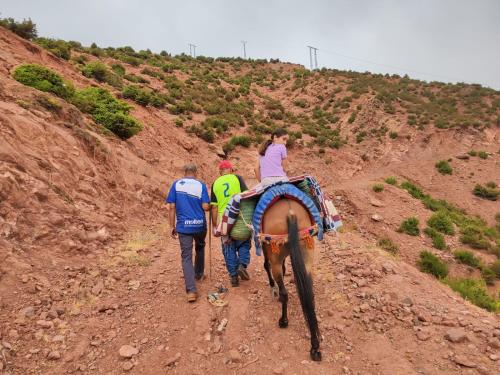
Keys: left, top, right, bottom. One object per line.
{"left": 2, "top": 0, "right": 499, "bottom": 89}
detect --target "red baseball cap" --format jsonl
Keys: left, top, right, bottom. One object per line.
{"left": 218, "top": 160, "right": 233, "bottom": 170}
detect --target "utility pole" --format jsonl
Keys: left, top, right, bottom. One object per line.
{"left": 241, "top": 40, "right": 247, "bottom": 59}
{"left": 306, "top": 45, "right": 318, "bottom": 70}
{"left": 188, "top": 43, "right": 197, "bottom": 58}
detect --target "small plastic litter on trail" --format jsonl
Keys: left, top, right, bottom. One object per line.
{"left": 207, "top": 286, "right": 229, "bottom": 307}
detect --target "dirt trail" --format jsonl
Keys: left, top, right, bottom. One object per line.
{"left": 3, "top": 217, "right": 498, "bottom": 375}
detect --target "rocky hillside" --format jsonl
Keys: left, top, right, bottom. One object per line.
{"left": 0, "top": 23, "right": 499, "bottom": 374}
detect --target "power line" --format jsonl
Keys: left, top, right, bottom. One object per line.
{"left": 319, "top": 47, "right": 462, "bottom": 82}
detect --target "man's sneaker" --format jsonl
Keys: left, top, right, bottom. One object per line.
{"left": 187, "top": 292, "right": 198, "bottom": 303}
{"left": 230, "top": 275, "right": 239, "bottom": 287}
{"left": 237, "top": 264, "right": 250, "bottom": 281}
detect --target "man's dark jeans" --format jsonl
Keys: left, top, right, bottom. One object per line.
{"left": 178, "top": 231, "right": 206, "bottom": 293}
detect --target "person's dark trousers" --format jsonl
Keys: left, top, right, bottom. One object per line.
{"left": 178, "top": 231, "right": 206, "bottom": 293}
{"left": 221, "top": 239, "right": 251, "bottom": 277}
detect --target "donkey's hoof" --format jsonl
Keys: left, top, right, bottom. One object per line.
{"left": 278, "top": 318, "right": 288, "bottom": 328}
{"left": 310, "top": 349, "right": 322, "bottom": 361}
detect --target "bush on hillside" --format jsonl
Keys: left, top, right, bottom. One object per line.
{"left": 13, "top": 64, "right": 74, "bottom": 99}
{"left": 435, "top": 160, "right": 452, "bottom": 175}
{"left": 0, "top": 17, "right": 37, "bottom": 39}
{"left": 222, "top": 135, "right": 252, "bottom": 153}
{"left": 72, "top": 87, "right": 141, "bottom": 139}
{"left": 82, "top": 61, "right": 122, "bottom": 88}
{"left": 111, "top": 63, "right": 126, "bottom": 77}
{"left": 427, "top": 211, "right": 455, "bottom": 235}
{"left": 384, "top": 176, "right": 397, "bottom": 185}
{"left": 480, "top": 267, "right": 496, "bottom": 285}
{"left": 453, "top": 250, "right": 480, "bottom": 267}
{"left": 293, "top": 98, "right": 308, "bottom": 108}
{"left": 473, "top": 184, "right": 499, "bottom": 201}
{"left": 398, "top": 217, "right": 420, "bottom": 236}
{"left": 377, "top": 237, "right": 399, "bottom": 255}
{"left": 122, "top": 85, "right": 166, "bottom": 108}
{"left": 444, "top": 278, "right": 498, "bottom": 312}
{"left": 418, "top": 250, "right": 448, "bottom": 279}
{"left": 490, "top": 260, "right": 500, "bottom": 278}
{"left": 424, "top": 227, "right": 446, "bottom": 250}
{"left": 35, "top": 37, "right": 71, "bottom": 60}
{"left": 478, "top": 151, "right": 488, "bottom": 159}
{"left": 372, "top": 184, "right": 384, "bottom": 193}
{"left": 459, "top": 225, "right": 491, "bottom": 250}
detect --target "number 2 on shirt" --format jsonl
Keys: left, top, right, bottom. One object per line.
{"left": 223, "top": 182, "right": 230, "bottom": 197}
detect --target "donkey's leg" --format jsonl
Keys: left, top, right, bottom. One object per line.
{"left": 271, "top": 251, "right": 289, "bottom": 328}
{"left": 263, "top": 245, "right": 275, "bottom": 288}
{"left": 264, "top": 246, "right": 279, "bottom": 300}
{"left": 301, "top": 241, "right": 321, "bottom": 361}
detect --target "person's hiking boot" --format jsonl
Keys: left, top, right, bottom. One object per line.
{"left": 230, "top": 275, "right": 239, "bottom": 287}
{"left": 187, "top": 292, "right": 198, "bottom": 303}
{"left": 237, "top": 264, "right": 250, "bottom": 281}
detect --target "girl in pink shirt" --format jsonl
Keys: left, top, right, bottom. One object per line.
{"left": 254, "top": 129, "right": 289, "bottom": 188}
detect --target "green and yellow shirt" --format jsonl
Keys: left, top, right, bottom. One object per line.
{"left": 210, "top": 174, "right": 248, "bottom": 217}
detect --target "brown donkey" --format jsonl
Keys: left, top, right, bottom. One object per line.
{"left": 261, "top": 198, "right": 321, "bottom": 361}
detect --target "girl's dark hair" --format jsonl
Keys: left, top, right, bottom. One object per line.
{"left": 258, "top": 128, "right": 287, "bottom": 156}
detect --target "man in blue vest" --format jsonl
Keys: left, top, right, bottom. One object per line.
{"left": 166, "top": 163, "right": 210, "bottom": 302}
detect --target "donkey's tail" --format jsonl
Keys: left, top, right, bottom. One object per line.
{"left": 287, "top": 212, "right": 320, "bottom": 344}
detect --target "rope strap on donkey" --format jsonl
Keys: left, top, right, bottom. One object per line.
{"left": 260, "top": 224, "right": 318, "bottom": 254}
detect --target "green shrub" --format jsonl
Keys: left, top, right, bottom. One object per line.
{"left": 418, "top": 250, "right": 448, "bottom": 278}
{"left": 424, "top": 227, "right": 446, "bottom": 250}
{"left": 174, "top": 118, "right": 183, "bottom": 128}
{"left": 372, "top": 184, "right": 384, "bottom": 193}
{"left": 222, "top": 135, "right": 252, "bottom": 153}
{"left": 13, "top": 64, "right": 75, "bottom": 99}
{"left": 122, "top": 85, "right": 166, "bottom": 108}
{"left": 347, "top": 111, "right": 357, "bottom": 124}
{"left": 468, "top": 150, "right": 477, "bottom": 157}
{"left": 389, "top": 131, "right": 398, "bottom": 139}
{"left": 435, "top": 160, "right": 452, "bottom": 175}
{"left": 82, "top": 61, "right": 122, "bottom": 88}
{"left": 36, "top": 94, "right": 61, "bottom": 112}
{"left": 0, "top": 17, "right": 37, "bottom": 39}
{"left": 486, "top": 181, "right": 497, "bottom": 189}
{"left": 478, "top": 151, "right": 488, "bottom": 159}
{"left": 427, "top": 211, "right": 455, "bottom": 235}
{"left": 480, "top": 267, "right": 496, "bottom": 285}
{"left": 188, "top": 125, "right": 215, "bottom": 143}
{"left": 293, "top": 99, "right": 308, "bottom": 108}
{"left": 111, "top": 63, "right": 126, "bottom": 77}
{"left": 384, "top": 177, "right": 397, "bottom": 185}
{"left": 490, "top": 260, "right": 500, "bottom": 278}
{"left": 34, "top": 37, "right": 71, "bottom": 60}
{"left": 473, "top": 184, "right": 499, "bottom": 201}
{"left": 399, "top": 217, "right": 420, "bottom": 236}
{"left": 459, "top": 225, "right": 491, "bottom": 250}
{"left": 72, "top": 87, "right": 141, "bottom": 139}
{"left": 453, "top": 250, "right": 480, "bottom": 267}
{"left": 377, "top": 237, "right": 399, "bottom": 255}
{"left": 444, "top": 278, "right": 498, "bottom": 312}
{"left": 401, "top": 181, "right": 426, "bottom": 199}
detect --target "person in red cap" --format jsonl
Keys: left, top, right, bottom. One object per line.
{"left": 210, "top": 160, "right": 250, "bottom": 287}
